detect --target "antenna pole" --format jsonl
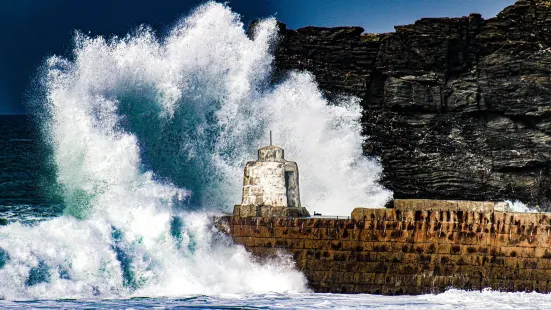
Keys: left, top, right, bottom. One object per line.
{"left": 270, "top": 131, "right": 272, "bottom": 146}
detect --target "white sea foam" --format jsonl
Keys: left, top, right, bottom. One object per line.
{"left": 505, "top": 200, "right": 540, "bottom": 213}
{"left": 0, "top": 1, "right": 391, "bottom": 300}
{"left": 0, "top": 212, "right": 306, "bottom": 300}
{"left": 2, "top": 290, "right": 551, "bottom": 309}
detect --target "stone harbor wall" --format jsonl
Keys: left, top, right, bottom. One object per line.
{"left": 266, "top": 0, "right": 551, "bottom": 209}
{"left": 216, "top": 203, "right": 551, "bottom": 294}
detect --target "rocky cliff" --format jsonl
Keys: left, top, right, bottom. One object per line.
{"left": 270, "top": 0, "right": 551, "bottom": 209}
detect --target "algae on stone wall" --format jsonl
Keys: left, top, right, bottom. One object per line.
{"left": 219, "top": 206, "right": 551, "bottom": 294}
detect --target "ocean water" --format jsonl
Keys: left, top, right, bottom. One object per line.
{"left": 1, "top": 290, "right": 551, "bottom": 309}
{"left": 0, "top": 115, "right": 62, "bottom": 223}
{"left": 0, "top": 2, "right": 550, "bottom": 308}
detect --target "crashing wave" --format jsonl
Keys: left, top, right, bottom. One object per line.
{"left": 0, "top": 2, "right": 390, "bottom": 300}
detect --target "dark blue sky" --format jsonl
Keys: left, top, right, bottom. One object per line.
{"left": 0, "top": 0, "right": 515, "bottom": 114}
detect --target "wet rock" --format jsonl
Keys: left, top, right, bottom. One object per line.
{"left": 273, "top": 0, "right": 551, "bottom": 209}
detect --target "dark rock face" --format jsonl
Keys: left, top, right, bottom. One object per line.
{"left": 272, "top": 0, "right": 551, "bottom": 209}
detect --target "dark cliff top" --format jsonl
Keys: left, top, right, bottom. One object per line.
{"left": 276, "top": 0, "right": 547, "bottom": 37}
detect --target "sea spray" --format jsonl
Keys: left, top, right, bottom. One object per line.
{"left": 41, "top": 1, "right": 390, "bottom": 215}
{"left": 0, "top": 212, "right": 306, "bottom": 299}
{"left": 0, "top": 1, "right": 390, "bottom": 299}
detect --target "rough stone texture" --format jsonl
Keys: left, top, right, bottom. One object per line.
{"left": 242, "top": 145, "right": 301, "bottom": 208}
{"left": 393, "top": 199, "right": 495, "bottom": 212}
{"left": 271, "top": 0, "right": 551, "bottom": 209}
{"left": 233, "top": 205, "right": 310, "bottom": 217}
{"left": 217, "top": 207, "right": 551, "bottom": 294}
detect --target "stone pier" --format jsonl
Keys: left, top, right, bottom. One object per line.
{"left": 216, "top": 200, "right": 551, "bottom": 294}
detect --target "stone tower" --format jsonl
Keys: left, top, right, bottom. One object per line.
{"left": 234, "top": 140, "right": 310, "bottom": 217}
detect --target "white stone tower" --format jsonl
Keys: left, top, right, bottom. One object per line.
{"left": 234, "top": 133, "right": 310, "bottom": 217}
{"left": 241, "top": 145, "right": 300, "bottom": 208}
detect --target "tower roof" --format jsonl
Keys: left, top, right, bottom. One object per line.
{"left": 258, "top": 145, "right": 284, "bottom": 162}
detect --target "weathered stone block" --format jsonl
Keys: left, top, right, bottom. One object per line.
{"left": 538, "top": 258, "right": 551, "bottom": 270}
